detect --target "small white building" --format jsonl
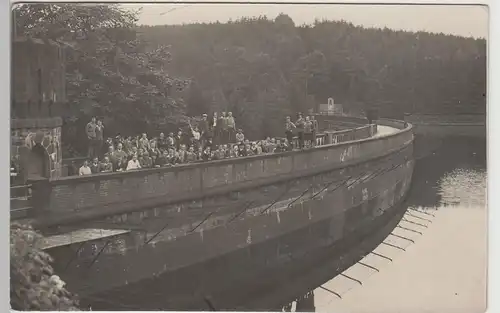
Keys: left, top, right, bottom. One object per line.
{"left": 318, "top": 98, "right": 343, "bottom": 115}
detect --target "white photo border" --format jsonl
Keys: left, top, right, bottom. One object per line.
{"left": 2, "top": 1, "right": 496, "bottom": 313}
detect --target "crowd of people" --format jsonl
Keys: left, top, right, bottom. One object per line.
{"left": 76, "top": 112, "right": 319, "bottom": 176}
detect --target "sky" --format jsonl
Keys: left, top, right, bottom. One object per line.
{"left": 126, "top": 3, "right": 488, "bottom": 39}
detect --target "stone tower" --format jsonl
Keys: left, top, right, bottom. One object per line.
{"left": 11, "top": 37, "right": 67, "bottom": 182}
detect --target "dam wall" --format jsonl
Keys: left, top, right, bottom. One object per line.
{"left": 31, "top": 124, "right": 381, "bottom": 227}
{"left": 39, "top": 119, "right": 414, "bottom": 310}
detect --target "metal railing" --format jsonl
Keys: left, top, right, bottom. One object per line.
{"left": 290, "top": 133, "right": 326, "bottom": 149}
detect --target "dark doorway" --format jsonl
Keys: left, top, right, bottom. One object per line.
{"left": 27, "top": 143, "right": 50, "bottom": 179}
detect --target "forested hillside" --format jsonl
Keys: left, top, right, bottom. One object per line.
{"left": 138, "top": 14, "right": 486, "bottom": 138}
{"left": 13, "top": 5, "right": 487, "bottom": 152}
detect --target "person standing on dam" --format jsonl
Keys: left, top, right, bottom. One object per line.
{"left": 86, "top": 117, "right": 97, "bottom": 158}
{"left": 95, "top": 120, "right": 105, "bottom": 157}
{"left": 311, "top": 115, "right": 319, "bottom": 147}
{"left": 199, "top": 114, "right": 210, "bottom": 148}
{"left": 366, "top": 108, "right": 379, "bottom": 125}
{"left": 210, "top": 112, "right": 219, "bottom": 145}
{"left": 295, "top": 113, "right": 305, "bottom": 149}
{"left": 226, "top": 112, "right": 236, "bottom": 143}
{"left": 284, "top": 116, "right": 296, "bottom": 148}
{"left": 219, "top": 112, "right": 229, "bottom": 144}
{"left": 304, "top": 116, "right": 313, "bottom": 148}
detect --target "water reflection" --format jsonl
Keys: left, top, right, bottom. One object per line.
{"left": 405, "top": 136, "right": 486, "bottom": 208}
{"left": 438, "top": 168, "right": 486, "bottom": 208}
{"left": 280, "top": 135, "right": 487, "bottom": 311}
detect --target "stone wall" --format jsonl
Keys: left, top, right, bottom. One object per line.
{"left": 32, "top": 121, "right": 411, "bottom": 226}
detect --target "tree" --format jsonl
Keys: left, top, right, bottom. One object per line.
{"left": 186, "top": 81, "right": 210, "bottom": 117}
{"left": 274, "top": 13, "right": 296, "bottom": 29}
{"left": 13, "top": 4, "right": 190, "bottom": 156}
{"left": 10, "top": 222, "right": 79, "bottom": 311}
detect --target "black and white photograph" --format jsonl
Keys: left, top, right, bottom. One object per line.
{"left": 9, "top": 1, "right": 489, "bottom": 312}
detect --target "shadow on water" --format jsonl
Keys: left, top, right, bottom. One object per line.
{"left": 282, "top": 135, "right": 487, "bottom": 312}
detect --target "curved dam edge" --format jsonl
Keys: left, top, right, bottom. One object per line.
{"left": 42, "top": 119, "right": 414, "bottom": 310}
{"left": 73, "top": 155, "right": 413, "bottom": 311}
{"left": 31, "top": 122, "right": 408, "bottom": 229}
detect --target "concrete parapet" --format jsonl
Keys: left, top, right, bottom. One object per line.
{"left": 31, "top": 121, "right": 412, "bottom": 227}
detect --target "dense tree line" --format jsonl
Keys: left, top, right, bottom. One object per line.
{"left": 13, "top": 5, "right": 486, "bottom": 153}
{"left": 139, "top": 14, "right": 486, "bottom": 139}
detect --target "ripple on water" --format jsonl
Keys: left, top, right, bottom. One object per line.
{"left": 437, "top": 168, "right": 487, "bottom": 209}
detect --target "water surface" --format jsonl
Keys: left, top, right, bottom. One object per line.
{"left": 283, "top": 135, "right": 487, "bottom": 312}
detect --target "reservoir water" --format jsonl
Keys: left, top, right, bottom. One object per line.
{"left": 281, "top": 135, "right": 487, "bottom": 312}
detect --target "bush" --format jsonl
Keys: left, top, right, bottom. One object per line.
{"left": 10, "top": 222, "right": 80, "bottom": 311}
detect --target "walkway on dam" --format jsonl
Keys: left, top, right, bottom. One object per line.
{"left": 373, "top": 125, "right": 399, "bottom": 138}
{"left": 309, "top": 206, "right": 487, "bottom": 313}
